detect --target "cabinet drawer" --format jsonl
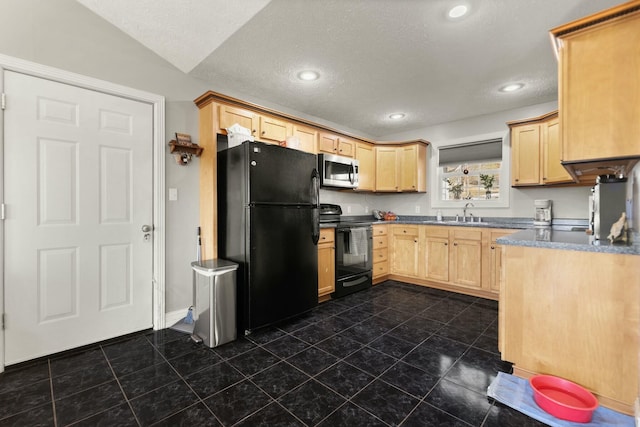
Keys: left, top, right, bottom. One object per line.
{"left": 319, "top": 228, "right": 335, "bottom": 243}
{"left": 373, "top": 260, "right": 389, "bottom": 277}
{"left": 373, "top": 235, "right": 388, "bottom": 249}
{"left": 391, "top": 225, "right": 419, "bottom": 236}
{"left": 373, "top": 248, "right": 388, "bottom": 263}
{"left": 451, "top": 228, "right": 482, "bottom": 241}
{"left": 373, "top": 224, "right": 388, "bottom": 236}
{"left": 425, "top": 226, "right": 449, "bottom": 239}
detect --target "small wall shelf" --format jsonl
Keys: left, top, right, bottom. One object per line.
{"left": 168, "top": 133, "right": 203, "bottom": 165}
{"left": 169, "top": 140, "right": 204, "bottom": 157}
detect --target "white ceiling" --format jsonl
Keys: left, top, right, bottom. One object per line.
{"left": 76, "top": 0, "right": 622, "bottom": 138}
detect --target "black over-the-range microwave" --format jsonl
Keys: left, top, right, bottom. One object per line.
{"left": 318, "top": 153, "right": 359, "bottom": 189}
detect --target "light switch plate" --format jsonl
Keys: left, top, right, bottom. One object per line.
{"left": 169, "top": 188, "right": 178, "bottom": 201}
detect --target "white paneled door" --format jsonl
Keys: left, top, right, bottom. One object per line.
{"left": 3, "top": 71, "right": 154, "bottom": 365}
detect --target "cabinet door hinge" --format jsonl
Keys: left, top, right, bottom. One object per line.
{"left": 1, "top": 93, "right": 5, "bottom": 110}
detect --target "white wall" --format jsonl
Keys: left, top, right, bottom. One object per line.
{"left": 323, "top": 101, "right": 592, "bottom": 220}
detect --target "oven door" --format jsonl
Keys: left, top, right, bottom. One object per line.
{"left": 335, "top": 225, "right": 372, "bottom": 279}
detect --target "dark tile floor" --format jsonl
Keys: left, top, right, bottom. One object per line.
{"left": 0, "top": 280, "right": 546, "bottom": 426}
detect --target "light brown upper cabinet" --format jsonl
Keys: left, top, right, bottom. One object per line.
{"left": 509, "top": 111, "right": 573, "bottom": 186}
{"left": 375, "top": 146, "right": 399, "bottom": 192}
{"left": 258, "top": 115, "right": 290, "bottom": 144}
{"left": 218, "top": 104, "right": 258, "bottom": 137}
{"left": 550, "top": 2, "right": 640, "bottom": 180}
{"left": 318, "top": 132, "right": 355, "bottom": 158}
{"left": 217, "top": 104, "right": 289, "bottom": 145}
{"left": 355, "top": 142, "right": 375, "bottom": 191}
{"left": 375, "top": 143, "right": 427, "bottom": 192}
{"left": 291, "top": 124, "right": 318, "bottom": 154}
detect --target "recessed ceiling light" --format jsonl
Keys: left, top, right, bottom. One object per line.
{"left": 448, "top": 4, "right": 469, "bottom": 18}
{"left": 297, "top": 70, "right": 319, "bottom": 81}
{"left": 500, "top": 83, "right": 525, "bottom": 92}
{"left": 389, "top": 113, "right": 406, "bottom": 120}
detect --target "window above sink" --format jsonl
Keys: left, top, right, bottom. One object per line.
{"left": 431, "top": 131, "right": 510, "bottom": 208}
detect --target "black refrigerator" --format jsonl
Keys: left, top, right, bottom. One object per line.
{"left": 217, "top": 141, "right": 320, "bottom": 335}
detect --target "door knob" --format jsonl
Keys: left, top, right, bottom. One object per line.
{"left": 141, "top": 224, "right": 153, "bottom": 232}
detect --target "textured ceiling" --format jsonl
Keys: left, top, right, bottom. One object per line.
{"left": 76, "top": 0, "right": 623, "bottom": 138}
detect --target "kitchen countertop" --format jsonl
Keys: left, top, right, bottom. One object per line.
{"left": 497, "top": 228, "right": 640, "bottom": 255}
{"left": 330, "top": 215, "right": 584, "bottom": 231}
{"left": 321, "top": 215, "right": 638, "bottom": 255}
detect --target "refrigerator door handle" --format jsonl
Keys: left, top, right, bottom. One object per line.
{"left": 311, "top": 168, "right": 320, "bottom": 207}
{"left": 311, "top": 168, "right": 320, "bottom": 245}
{"left": 312, "top": 208, "right": 320, "bottom": 245}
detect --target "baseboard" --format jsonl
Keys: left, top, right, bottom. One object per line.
{"left": 165, "top": 308, "right": 189, "bottom": 329}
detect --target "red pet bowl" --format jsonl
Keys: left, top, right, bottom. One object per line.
{"left": 530, "top": 375, "right": 598, "bottom": 423}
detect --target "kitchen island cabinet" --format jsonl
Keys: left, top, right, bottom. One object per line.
{"left": 499, "top": 243, "right": 640, "bottom": 415}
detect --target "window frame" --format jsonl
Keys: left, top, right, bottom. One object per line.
{"left": 430, "top": 131, "right": 510, "bottom": 209}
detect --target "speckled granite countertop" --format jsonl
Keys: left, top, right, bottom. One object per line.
{"left": 332, "top": 215, "right": 585, "bottom": 231}
{"left": 497, "top": 229, "right": 639, "bottom": 255}
{"left": 324, "top": 215, "right": 638, "bottom": 255}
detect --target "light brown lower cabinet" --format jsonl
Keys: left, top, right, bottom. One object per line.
{"left": 422, "top": 226, "right": 449, "bottom": 282}
{"left": 389, "top": 225, "right": 420, "bottom": 277}
{"left": 384, "top": 224, "right": 518, "bottom": 300}
{"left": 317, "top": 228, "right": 335, "bottom": 301}
{"left": 500, "top": 245, "right": 640, "bottom": 415}
{"left": 372, "top": 224, "right": 388, "bottom": 284}
{"left": 449, "top": 228, "right": 483, "bottom": 290}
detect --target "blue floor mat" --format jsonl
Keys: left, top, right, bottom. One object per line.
{"left": 487, "top": 372, "right": 634, "bottom": 427}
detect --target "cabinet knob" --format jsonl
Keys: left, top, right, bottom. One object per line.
{"left": 454, "top": 243, "right": 458, "bottom": 246}
{"left": 515, "top": 178, "right": 519, "bottom": 182}
{"left": 444, "top": 243, "right": 448, "bottom": 246}
{"left": 252, "top": 129, "right": 257, "bottom": 134}
{"left": 261, "top": 130, "right": 265, "bottom": 135}
{"left": 491, "top": 246, "right": 495, "bottom": 250}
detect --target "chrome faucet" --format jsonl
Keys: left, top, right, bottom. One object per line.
{"left": 463, "top": 202, "right": 475, "bottom": 222}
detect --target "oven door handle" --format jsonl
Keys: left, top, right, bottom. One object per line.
{"left": 342, "top": 275, "right": 369, "bottom": 288}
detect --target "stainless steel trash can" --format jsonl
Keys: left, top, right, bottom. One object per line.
{"left": 191, "top": 259, "right": 238, "bottom": 348}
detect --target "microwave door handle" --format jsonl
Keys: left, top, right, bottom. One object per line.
{"left": 349, "top": 162, "right": 355, "bottom": 184}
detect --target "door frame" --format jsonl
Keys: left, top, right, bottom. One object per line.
{"left": 0, "top": 53, "right": 166, "bottom": 372}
